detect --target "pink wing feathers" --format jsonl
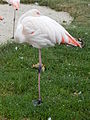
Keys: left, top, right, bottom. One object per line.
{"left": 60, "top": 32, "right": 82, "bottom": 48}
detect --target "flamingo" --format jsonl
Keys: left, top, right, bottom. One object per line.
{"left": 15, "top": 12, "right": 83, "bottom": 105}
{"left": 5, "top": 0, "right": 20, "bottom": 39}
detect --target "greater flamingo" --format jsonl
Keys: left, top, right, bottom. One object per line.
{"left": 5, "top": 0, "right": 20, "bottom": 38}
{"left": 15, "top": 12, "right": 83, "bottom": 105}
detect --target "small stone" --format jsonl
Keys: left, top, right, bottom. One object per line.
{"left": 48, "top": 117, "right": 51, "bottom": 120}
{"left": 35, "top": 2, "right": 39, "bottom": 6}
{"left": 88, "top": 4, "right": 90, "bottom": 7}
{"left": 15, "top": 46, "right": 18, "bottom": 50}
{"left": 19, "top": 56, "right": 24, "bottom": 60}
{"left": 78, "top": 91, "right": 82, "bottom": 95}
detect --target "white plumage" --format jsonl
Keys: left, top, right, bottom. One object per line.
{"left": 16, "top": 9, "right": 41, "bottom": 44}
{"left": 17, "top": 9, "right": 41, "bottom": 26}
{"left": 15, "top": 15, "right": 82, "bottom": 48}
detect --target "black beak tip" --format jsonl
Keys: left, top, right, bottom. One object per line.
{"left": 78, "top": 38, "right": 85, "bottom": 48}
{"left": 9, "top": 4, "right": 11, "bottom": 6}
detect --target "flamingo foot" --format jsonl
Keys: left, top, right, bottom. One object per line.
{"left": 32, "top": 63, "right": 46, "bottom": 72}
{"left": 32, "top": 99, "right": 42, "bottom": 106}
{"left": 11, "top": 36, "right": 14, "bottom": 39}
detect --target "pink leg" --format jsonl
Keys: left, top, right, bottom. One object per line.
{"left": 38, "top": 49, "right": 42, "bottom": 102}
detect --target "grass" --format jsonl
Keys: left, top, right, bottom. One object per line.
{"left": 0, "top": 0, "right": 90, "bottom": 119}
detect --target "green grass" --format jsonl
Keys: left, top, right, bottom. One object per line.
{"left": 0, "top": 0, "right": 90, "bottom": 120}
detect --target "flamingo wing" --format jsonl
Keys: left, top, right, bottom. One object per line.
{"left": 16, "top": 16, "right": 55, "bottom": 48}
{"left": 15, "top": 15, "right": 82, "bottom": 48}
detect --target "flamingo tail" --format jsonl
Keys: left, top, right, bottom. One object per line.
{"left": 61, "top": 32, "right": 82, "bottom": 48}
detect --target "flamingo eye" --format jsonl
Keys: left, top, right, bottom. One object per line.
{"left": 31, "top": 31, "right": 34, "bottom": 34}
{"left": 36, "top": 12, "right": 40, "bottom": 15}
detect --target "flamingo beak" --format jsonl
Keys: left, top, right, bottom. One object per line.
{"left": 13, "top": 2, "right": 19, "bottom": 10}
{"left": 0, "top": 16, "right": 3, "bottom": 21}
{"left": 77, "top": 38, "right": 85, "bottom": 48}
{"left": 9, "top": 4, "right": 12, "bottom": 6}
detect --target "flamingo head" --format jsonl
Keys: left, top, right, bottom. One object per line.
{"left": 29, "top": 9, "right": 41, "bottom": 16}
{"left": 13, "top": 2, "right": 19, "bottom": 10}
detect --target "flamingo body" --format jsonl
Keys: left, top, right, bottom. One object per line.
{"left": 15, "top": 15, "right": 82, "bottom": 48}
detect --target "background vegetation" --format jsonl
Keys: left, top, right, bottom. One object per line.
{"left": 0, "top": 0, "right": 90, "bottom": 119}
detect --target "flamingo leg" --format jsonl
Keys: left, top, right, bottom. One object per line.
{"left": 38, "top": 49, "right": 42, "bottom": 103}
{"left": 32, "top": 49, "right": 42, "bottom": 106}
{"left": 12, "top": 9, "right": 16, "bottom": 39}
{"left": 32, "top": 63, "right": 45, "bottom": 72}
